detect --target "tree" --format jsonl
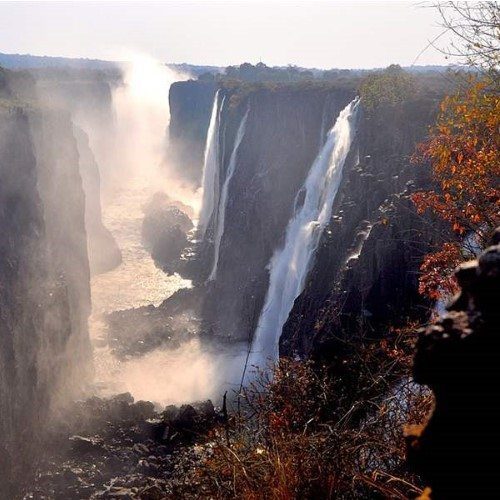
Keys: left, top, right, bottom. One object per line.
{"left": 412, "top": 80, "right": 499, "bottom": 299}
{"left": 435, "top": 1, "right": 500, "bottom": 77}
{"left": 359, "top": 65, "right": 416, "bottom": 110}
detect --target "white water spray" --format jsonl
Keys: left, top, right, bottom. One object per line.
{"left": 208, "top": 107, "right": 250, "bottom": 281}
{"left": 249, "top": 98, "right": 360, "bottom": 367}
{"left": 198, "top": 91, "right": 225, "bottom": 239}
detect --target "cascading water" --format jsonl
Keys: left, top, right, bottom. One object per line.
{"left": 249, "top": 97, "right": 360, "bottom": 367}
{"left": 198, "top": 90, "right": 225, "bottom": 239}
{"left": 208, "top": 107, "right": 250, "bottom": 281}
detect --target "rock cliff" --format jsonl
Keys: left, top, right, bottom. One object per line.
{"left": 33, "top": 68, "right": 122, "bottom": 273}
{"left": 196, "top": 84, "right": 355, "bottom": 342}
{"left": 280, "top": 98, "right": 440, "bottom": 357}
{"left": 167, "top": 80, "right": 217, "bottom": 185}
{"left": 0, "top": 71, "right": 93, "bottom": 494}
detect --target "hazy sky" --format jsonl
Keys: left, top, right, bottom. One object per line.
{"left": 0, "top": 1, "right": 452, "bottom": 69}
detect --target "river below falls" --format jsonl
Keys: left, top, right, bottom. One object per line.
{"left": 89, "top": 176, "right": 191, "bottom": 400}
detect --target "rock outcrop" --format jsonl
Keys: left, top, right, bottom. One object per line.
{"left": 0, "top": 71, "right": 93, "bottom": 495}
{"left": 141, "top": 192, "right": 194, "bottom": 274}
{"left": 407, "top": 231, "right": 500, "bottom": 498}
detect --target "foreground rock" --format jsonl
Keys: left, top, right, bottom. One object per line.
{"left": 23, "top": 394, "right": 220, "bottom": 499}
{"left": 407, "top": 230, "right": 500, "bottom": 498}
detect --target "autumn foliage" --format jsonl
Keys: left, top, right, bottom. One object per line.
{"left": 412, "top": 80, "right": 499, "bottom": 300}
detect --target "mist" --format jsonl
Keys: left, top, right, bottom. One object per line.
{"left": 86, "top": 53, "right": 250, "bottom": 408}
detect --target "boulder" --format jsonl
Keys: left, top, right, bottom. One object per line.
{"left": 407, "top": 230, "right": 500, "bottom": 498}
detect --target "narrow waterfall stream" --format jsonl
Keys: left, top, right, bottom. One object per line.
{"left": 198, "top": 90, "right": 224, "bottom": 239}
{"left": 208, "top": 106, "right": 250, "bottom": 281}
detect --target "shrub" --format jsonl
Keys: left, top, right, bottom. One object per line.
{"left": 359, "top": 65, "right": 416, "bottom": 111}
{"left": 188, "top": 328, "right": 432, "bottom": 499}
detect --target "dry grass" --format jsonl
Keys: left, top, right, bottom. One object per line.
{"left": 193, "top": 327, "right": 433, "bottom": 499}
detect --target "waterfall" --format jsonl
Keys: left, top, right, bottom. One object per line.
{"left": 249, "top": 97, "right": 360, "bottom": 366}
{"left": 198, "top": 90, "right": 225, "bottom": 239}
{"left": 208, "top": 107, "right": 250, "bottom": 282}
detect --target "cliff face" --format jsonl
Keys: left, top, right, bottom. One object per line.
{"left": 170, "top": 82, "right": 442, "bottom": 359}
{"left": 33, "top": 69, "right": 122, "bottom": 273}
{"left": 167, "top": 80, "right": 217, "bottom": 185}
{"left": 0, "top": 80, "right": 92, "bottom": 493}
{"left": 29, "top": 108, "right": 93, "bottom": 391}
{"left": 74, "top": 126, "right": 122, "bottom": 274}
{"left": 280, "top": 99, "right": 439, "bottom": 357}
{"left": 197, "top": 86, "right": 355, "bottom": 342}
{"left": 0, "top": 106, "right": 50, "bottom": 492}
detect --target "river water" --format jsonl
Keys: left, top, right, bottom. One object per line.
{"left": 89, "top": 175, "right": 191, "bottom": 400}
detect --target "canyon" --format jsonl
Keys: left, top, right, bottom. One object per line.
{"left": 1, "top": 58, "right": 449, "bottom": 496}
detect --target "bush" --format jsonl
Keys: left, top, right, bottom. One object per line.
{"left": 359, "top": 65, "right": 416, "bottom": 111}
{"left": 185, "top": 327, "right": 432, "bottom": 499}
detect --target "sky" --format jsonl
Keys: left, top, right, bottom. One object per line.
{"left": 0, "top": 0, "right": 453, "bottom": 69}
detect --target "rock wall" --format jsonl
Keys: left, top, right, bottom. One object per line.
{"left": 164, "top": 81, "right": 444, "bottom": 360}
{"left": 0, "top": 72, "right": 93, "bottom": 494}
{"left": 167, "top": 80, "right": 217, "bottom": 185}
{"left": 33, "top": 68, "right": 122, "bottom": 273}
{"left": 280, "top": 98, "right": 441, "bottom": 357}
{"left": 196, "top": 85, "right": 355, "bottom": 342}
{"left": 408, "top": 231, "right": 500, "bottom": 498}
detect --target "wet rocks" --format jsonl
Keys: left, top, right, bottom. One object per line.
{"left": 105, "top": 304, "right": 198, "bottom": 358}
{"left": 162, "top": 400, "right": 217, "bottom": 442}
{"left": 141, "top": 191, "right": 194, "bottom": 275}
{"left": 23, "top": 393, "right": 220, "bottom": 499}
{"left": 70, "top": 435, "right": 105, "bottom": 455}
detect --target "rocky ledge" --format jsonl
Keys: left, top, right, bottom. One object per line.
{"left": 24, "top": 393, "right": 221, "bottom": 499}
{"left": 407, "top": 229, "right": 500, "bottom": 499}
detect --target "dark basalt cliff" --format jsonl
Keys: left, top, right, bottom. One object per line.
{"left": 197, "top": 85, "right": 355, "bottom": 341}
{"left": 280, "top": 99, "right": 440, "bottom": 357}
{"left": 0, "top": 73, "right": 92, "bottom": 494}
{"left": 167, "top": 81, "right": 445, "bottom": 362}
{"left": 167, "top": 80, "right": 217, "bottom": 185}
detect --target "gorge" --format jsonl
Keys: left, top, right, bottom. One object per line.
{"left": 0, "top": 56, "right": 461, "bottom": 497}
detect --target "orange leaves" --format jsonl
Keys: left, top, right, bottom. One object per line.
{"left": 412, "top": 79, "right": 499, "bottom": 301}
{"left": 418, "top": 243, "right": 462, "bottom": 300}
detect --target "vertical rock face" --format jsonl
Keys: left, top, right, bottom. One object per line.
{"left": 0, "top": 106, "right": 50, "bottom": 492}
{"left": 33, "top": 69, "right": 122, "bottom": 274}
{"left": 29, "top": 108, "right": 93, "bottom": 391}
{"left": 0, "top": 73, "right": 92, "bottom": 494}
{"left": 280, "top": 98, "right": 440, "bottom": 357}
{"left": 197, "top": 86, "right": 355, "bottom": 342}
{"left": 408, "top": 232, "right": 500, "bottom": 498}
{"left": 74, "top": 126, "right": 122, "bottom": 274}
{"left": 167, "top": 80, "right": 217, "bottom": 185}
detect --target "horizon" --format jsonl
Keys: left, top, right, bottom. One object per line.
{"left": 0, "top": 1, "right": 453, "bottom": 70}
{"left": 0, "top": 49, "right": 458, "bottom": 72}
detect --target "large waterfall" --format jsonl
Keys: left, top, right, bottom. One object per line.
{"left": 249, "top": 97, "right": 360, "bottom": 366}
{"left": 198, "top": 90, "right": 225, "bottom": 239}
{"left": 208, "top": 107, "right": 250, "bottom": 281}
